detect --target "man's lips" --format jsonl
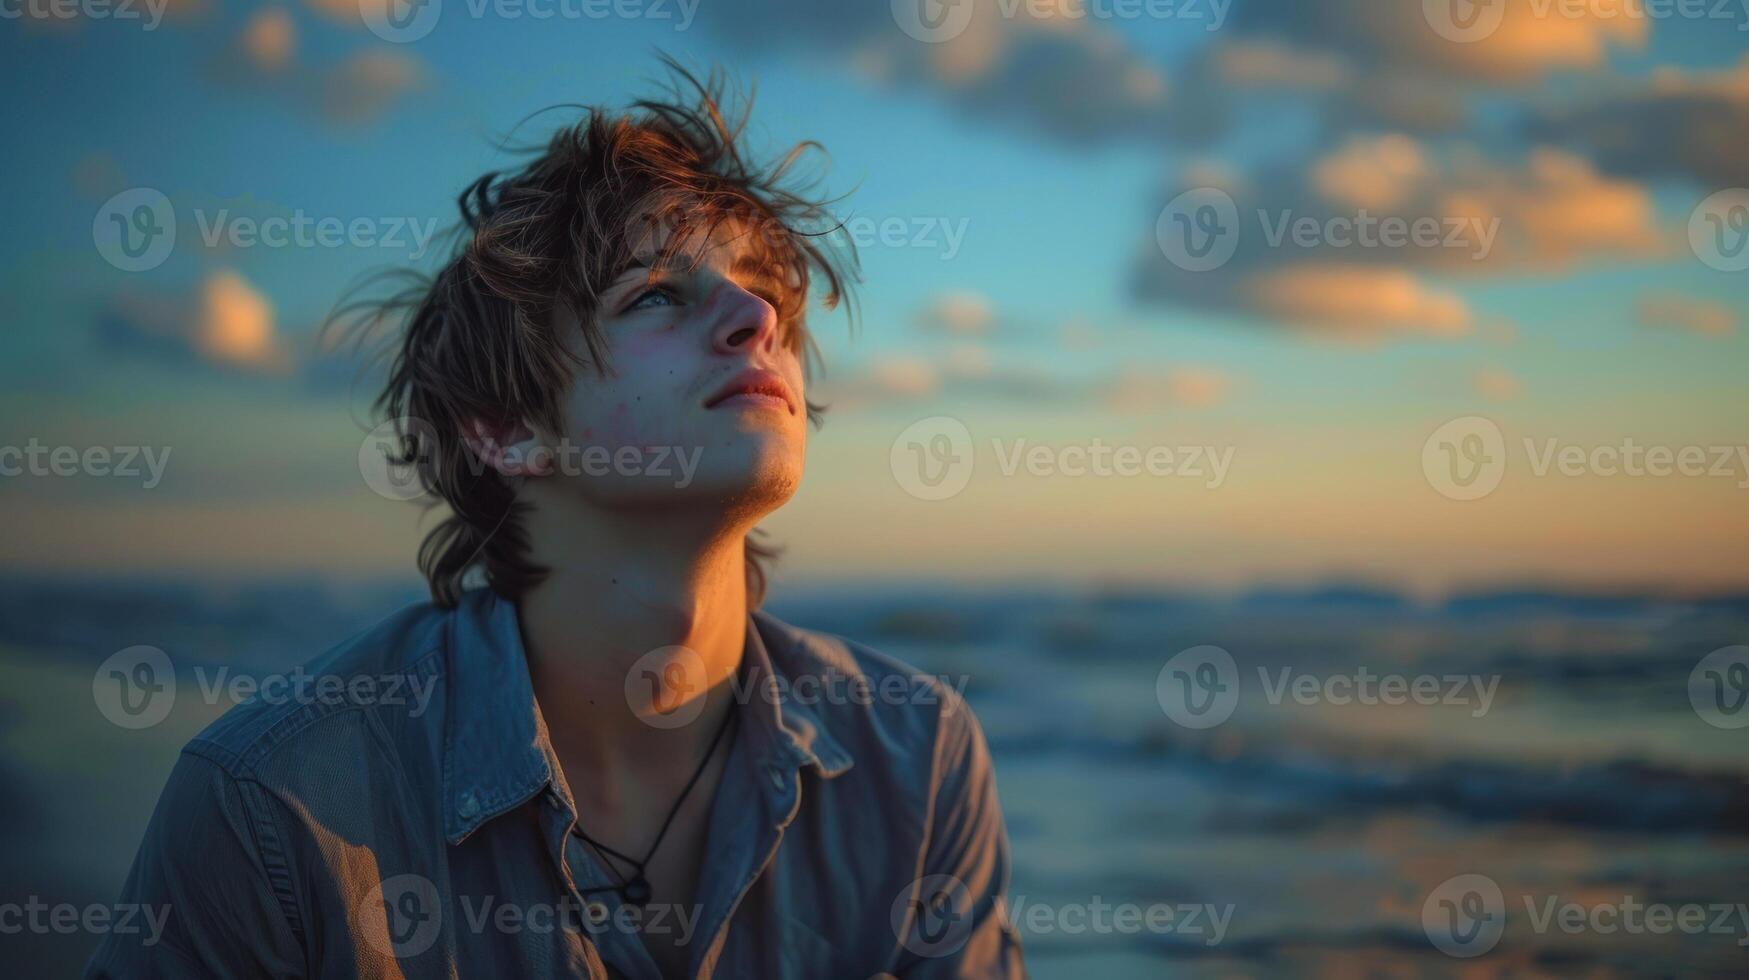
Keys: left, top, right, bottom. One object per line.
{"left": 704, "top": 369, "right": 797, "bottom": 415}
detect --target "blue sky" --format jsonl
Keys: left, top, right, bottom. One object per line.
{"left": 3, "top": 0, "right": 1746, "bottom": 593}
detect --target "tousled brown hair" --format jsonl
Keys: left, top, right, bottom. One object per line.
{"left": 335, "top": 61, "right": 856, "bottom": 609}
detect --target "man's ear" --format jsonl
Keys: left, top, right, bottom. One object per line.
{"left": 462, "top": 417, "right": 553, "bottom": 478}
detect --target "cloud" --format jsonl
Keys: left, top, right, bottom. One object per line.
{"left": 815, "top": 349, "right": 1073, "bottom": 411}
{"left": 1228, "top": 0, "right": 1645, "bottom": 84}
{"left": 1637, "top": 293, "right": 1735, "bottom": 337}
{"left": 197, "top": 271, "right": 286, "bottom": 370}
{"left": 1527, "top": 55, "right": 1749, "bottom": 188}
{"left": 1133, "top": 139, "right": 1662, "bottom": 338}
{"left": 695, "top": 0, "right": 1170, "bottom": 145}
{"left": 1312, "top": 134, "right": 1430, "bottom": 212}
{"left": 96, "top": 270, "right": 291, "bottom": 374}
{"left": 918, "top": 291, "right": 995, "bottom": 335}
{"left": 1104, "top": 367, "right": 1233, "bottom": 411}
{"left": 318, "top": 49, "right": 425, "bottom": 126}
{"left": 817, "top": 350, "right": 1234, "bottom": 414}
{"left": 1473, "top": 367, "right": 1522, "bottom": 401}
{"left": 213, "top": 10, "right": 425, "bottom": 127}
{"left": 1246, "top": 264, "right": 1471, "bottom": 338}
{"left": 241, "top": 8, "right": 297, "bottom": 74}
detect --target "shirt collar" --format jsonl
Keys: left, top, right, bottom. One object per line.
{"left": 442, "top": 590, "right": 853, "bottom": 844}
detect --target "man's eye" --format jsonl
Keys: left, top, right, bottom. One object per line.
{"left": 624, "top": 286, "right": 680, "bottom": 312}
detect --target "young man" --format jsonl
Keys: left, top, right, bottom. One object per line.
{"left": 87, "top": 68, "right": 1024, "bottom": 979}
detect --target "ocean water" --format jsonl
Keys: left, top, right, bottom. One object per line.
{"left": 3, "top": 578, "right": 1744, "bottom": 977}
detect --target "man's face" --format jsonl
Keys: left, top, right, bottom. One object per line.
{"left": 538, "top": 219, "right": 807, "bottom": 515}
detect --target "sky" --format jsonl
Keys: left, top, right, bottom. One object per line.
{"left": 1, "top": 0, "right": 1746, "bottom": 596}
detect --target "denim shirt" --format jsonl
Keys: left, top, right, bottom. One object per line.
{"left": 86, "top": 589, "right": 1025, "bottom": 979}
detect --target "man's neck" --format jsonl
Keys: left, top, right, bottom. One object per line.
{"left": 516, "top": 497, "right": 750, "bottom": 794}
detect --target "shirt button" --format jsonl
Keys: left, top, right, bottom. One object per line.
{"left": 583, "top": 901, "right": 610, "bottom": 926}
{"left": 457, "top": 791, "right": 480, "bottom": 819}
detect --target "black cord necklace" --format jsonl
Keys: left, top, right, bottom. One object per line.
{"left": 571, "top": 699, "right": 738, "bottom": 907}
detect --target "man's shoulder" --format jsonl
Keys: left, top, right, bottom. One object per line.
{"left": 182, "top": 595, "right": 456, "bottom": 777}
{"left": 753, "top": 608, "right": 982, "bottom": 764}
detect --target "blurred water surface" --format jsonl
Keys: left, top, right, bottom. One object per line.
{"left": 3, "top": 577, "right": 1744, "bottom": 977}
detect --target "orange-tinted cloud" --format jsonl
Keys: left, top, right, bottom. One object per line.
{"left": 918, "top": 291, "right": 995, "bottom": 335}
{"left": 1246, "top": 265, "right": 1470, "bottom": 338}
{"left": 242, "top": 8, "right": 297, "bottom": 74}
{"left": 1473, "top": 367, "right": 1522, "bottom": 401}
{"left": 98, "top": 270, "right": 291, "bottom": 374}
{"left": 1530, "top": 55, "right": 1749, "bottom": 188}
{"left": 1637, "top": 293, "right": 1736, "bottom": 337}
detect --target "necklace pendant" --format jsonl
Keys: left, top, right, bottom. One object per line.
{"left": 622, "top": 875, "right": 652, "bottom": 906}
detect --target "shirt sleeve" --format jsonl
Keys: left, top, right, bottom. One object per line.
{"left": 84, "top": 749, "right": 307, "bottom": 979}
{"left": 894, "top": 692, "right": 1027, "bottom": 979}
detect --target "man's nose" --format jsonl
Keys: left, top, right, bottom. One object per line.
{"left": 706, "top": 280, "right": 780, "bottom": 355}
